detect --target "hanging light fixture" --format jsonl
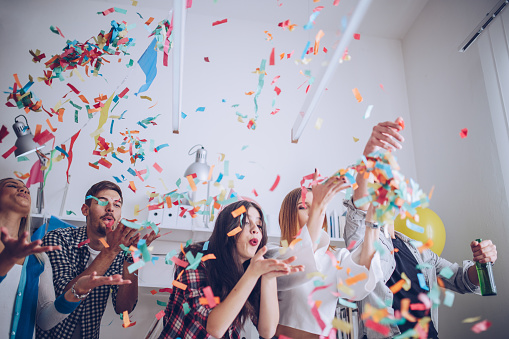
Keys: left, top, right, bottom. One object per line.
{"left": 12, "top": 115, "right": 44, "bottom": 157}
{"left": 183, "top": 144, "right": 211, "bottom": 227}
{"left": 12, "top": 115, "right": 47, "bottom": 213}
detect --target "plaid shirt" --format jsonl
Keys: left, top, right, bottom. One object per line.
{"left": 36, "top": 226, "right": 130, "bottom": 339}
{"left": 158, "top": 256, "right": 239, "bottom": 339}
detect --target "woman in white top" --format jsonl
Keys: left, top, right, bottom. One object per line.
{"left": 267, "top": 174, "right": 383, "bottom": 339}
{"left": 0, "top": 178, "right": 131, "bottom": 339}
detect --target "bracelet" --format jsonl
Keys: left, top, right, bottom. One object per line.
{"left": 71, "top": 282, "right": 91, "bottom": 300}
{"left": 365, "top": 221, "right": 380, "bottom": 229}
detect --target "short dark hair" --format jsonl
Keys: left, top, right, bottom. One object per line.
{"left": 85, "top": 181, "right": 123, "bottom": 206}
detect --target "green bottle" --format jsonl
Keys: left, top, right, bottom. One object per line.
{"left": 475, "top": 239, "right": 497, "bottom": 296}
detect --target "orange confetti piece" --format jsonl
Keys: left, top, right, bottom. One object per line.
{"left": 128, "top": 181, "right": 137, "bottom": 193}
{"left": 231, "top": 205, "right": 246, "bottom": 218}
{"left": 78, "top": 94, "right": 89, "bottom": 104}
{"left": 227, "top": 226, "right": 242, "bottom": 237}
{"left": 201, "top": 254, "right": 216, "bottom": 262}
{"left": 389, "top": 279, "right": 405, "bottom": 294}
{"left": 46, "top": 119, "right": 57, "bottom": 132}
{"left": 150, "top": 289, "right": 158, "bottom": 295}
{"left": 352, "top": 88, "right": 363, "bottom": 103}
{"left": 13, "top": 74, "right": 22, "bottom": 88}
{"left": 428, "top": 185, "right": 435, "bottom": 200}
{"left": 289, "top": 238, "right": 302, "bottom": 249}
{"left": 345, "top": 272, "right": 368, "bottom": 286}
{"left": 122, "top": 311, "right": 130, "bottom": 327}
{"left": 245, "top": 91, "right": 254, "bottom": 95}
{"left": 89, "top": 162, "right": 99, "bottom": 170}
{"left": 199, "top": 296, "right": 220, "bottom": 305}
{"left": 186, "top": 174, "right": 197, "bottom": 192}
{"left": 207, "top": 164, "right": 215, "bottom": 181}
{"left": 99, "top": 238, "right": 110, "bottom": 248}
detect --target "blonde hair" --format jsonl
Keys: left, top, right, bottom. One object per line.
{"left": 279, "top": 187, "right": 335, "bottom": 251}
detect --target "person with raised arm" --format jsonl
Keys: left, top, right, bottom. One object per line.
{"left": 345, "top": 118, "right": 498, "bottom": 338}
{"left": 159, "top": 200, "right": 304, "bottom": 339}
{"left": 0, "top": 178, "right": 130, "bottom": 339}
{"left": 36, "top": 180, "right": 159, "bottom": 339}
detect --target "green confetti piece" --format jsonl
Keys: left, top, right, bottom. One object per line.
{"left": 114, "top": 7, "right": 127, "bottom": 14}
{"left": 183, "top": 302, "right": 190, "bottom": 314}
{"left": 156, "top": 300, "right": 167, "bottom": 307}
{"left": 75, "top": 110, "right": 78, "bottom": 123}
{"left": 443, "top": 290, "right": 455, "bottom": 307}
{"left": 86, "top": 195, "right": 108, "bottom": 206}
{"left": 373, "top": 241, "right": 385, "bottom": 255}
{"left": 337, "top": 297, "right": 357, "bottom": 309}
{"left": 66, "top": 210, "right": 76, "bottom": 215}
{"left": 185, "top": 239, "right": 192, "bottom": 248}
{"left": 17, "top": 156, "right": 29, "bottom": 162}
{"left": 416, "top": 263, "right": 433, "bottom": 270}
{"left": 439, "top": 266, "right": 454, "bottom": 279}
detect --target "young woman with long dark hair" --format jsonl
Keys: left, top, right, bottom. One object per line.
{"left": 158, "top": 200, "right": 303, "bottom": 339}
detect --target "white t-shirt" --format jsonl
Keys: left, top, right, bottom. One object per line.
{"left": 267, "top": 226, "right": 383, "bottom": 336}
{"left": 70, "top": 246, "right": 102, "bottom": 339}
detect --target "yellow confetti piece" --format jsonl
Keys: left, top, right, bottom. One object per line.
{"left": 462, "top": 316, "right": 482, "bottom": 323}
{"left": 401, "top": 272, "right": 411, "bottom": 291}
{"left": 332, "top": 318, "right": 352, "bottom": 333}
{"left": 306, "top": 271, "right": 327, "bottom": 280}
{"left": 134, "top": 204, "right": 140, "bottom": 216}
{"left": 353, "top": 137, "right": 359, "bottom": 142}
{"left": 279, "top": 239, "right": 288, "bottom": 254}
{"left": 314, "top": 117, "right": 323, "bottom": 130}
{"left": 140, "top": 95, "right": 152, "bottom": 101}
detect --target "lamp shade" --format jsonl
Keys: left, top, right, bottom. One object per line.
{"left": 184, "top": 147, "right": 210, "bottom": 181}
{"left": 12, "top": 120, "right": 44, "bottom": 157}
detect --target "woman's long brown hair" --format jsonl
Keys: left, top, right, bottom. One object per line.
{"left": 279, "top": 187, "right": 335, "bottom": 251}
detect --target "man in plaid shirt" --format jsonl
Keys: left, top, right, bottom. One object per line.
{"left": 37, "top": 181, "right": 158, "bottom": 339}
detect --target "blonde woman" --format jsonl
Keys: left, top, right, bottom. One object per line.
{"left": 267, "top": 174, "right": 383, "bottom": 339}
{"left": 0, "top": 178, "right": 130, "bottom": 339}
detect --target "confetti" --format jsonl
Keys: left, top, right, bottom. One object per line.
{"left": 212, "top": 18, "right": 228, "bottom": 26}
{"left": 227, "top": 226, "right": 242, "bottom": 237}
{"left": 269, "top": 175, "right": 281, "bottom": 191}
{"left": 352, "top": 88, "right": 363, "bottom": 102}
{"left": 471, "top": 320, "right": 492, "bottom": 334}
{"left": 460, "top": 128, "right": 468, "bottom": 138}
{"left": 231, "top": 205, "right": 246, "bottom": 218}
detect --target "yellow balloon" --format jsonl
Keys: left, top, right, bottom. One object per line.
{"left": 394, "top": 207, "right": 446, "bottom": 256}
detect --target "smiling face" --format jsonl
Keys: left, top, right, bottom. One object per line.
{"left": 81, "top": 189, "right": 122, "bottom": 237}
{"left": 236, "top": 207, "right": 263, "bottom": 263}
{"left": 297, "top": 191, "right": 313, "bottom": 230}
{"left": 0, "top": 178, "right": 31, "bottom": 216}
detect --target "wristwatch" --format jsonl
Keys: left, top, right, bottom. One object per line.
{"left": 365, "top": 221, "right": 380, "bottom": 229}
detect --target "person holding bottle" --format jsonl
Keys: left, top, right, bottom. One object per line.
{"left": 344, "top": 118, "right": 498, "bottom": 339}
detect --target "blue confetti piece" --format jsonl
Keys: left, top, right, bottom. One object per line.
{"left": 301, "top": 41, "right": 311, "bottom": 59}
{"left": 216, "top": 172, "right": 223, "bottom": 183}
{"left": 181, "top": 112, "right": 187, "bottom": 119}
{"left": 127, "top": 167, "right": 137, "bottom": 176}
{"left": 417, "top": 273, "right": 429, "bottom": 291}
{"left": 203, "top": 241, "right": 209, "bottom": 251}
{"left": 406, "top": 219, "right": 424, "bottom": 233}
{"left": 196, "top": 106, "right": 205, "bottom": 112}
{"left": 235, "top": 173, "right": 245, "bottom": 180}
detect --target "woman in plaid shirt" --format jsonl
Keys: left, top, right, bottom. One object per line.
{"left": 158, "top": 201, "right": 304, "bottom": 339}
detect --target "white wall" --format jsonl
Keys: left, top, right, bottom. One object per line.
{"left": 402, "top": 0, "right": 508, "bottom": 338}
{"left": 0, "top": 0, "right": 421, "bottom": 338}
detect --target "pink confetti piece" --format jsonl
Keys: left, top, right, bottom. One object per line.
{"left": 271, "top": 75, "right": 280, "bottom": 85}
{"left": 269, "top": 175, "right": 281, "bottom": 191}
{"left": 78, "top": 239, "right": 91, "bottom": 248}
{"left": 153, "top": 162, "right": 163, "bottom": 173}
{"left": 346, "top": 240, "right": 357, "bottom": 251}
{"left": 353, "top": 33, "right": 361, "bottom": 40}
{"left": 274, "top": 86, "right": 281, "bottom": 96}
{"left": 203, "top": 286, "right": 217, "bottom": 308}
{"left": 471, "top": 320, "right": 492, "bottom": 334}
{"left": 155, "top": 310, "right": 165, "bottom": 320}
{"left": 204, "top": 57, "right": 210, "bottom": 62}
{"left": 460, "top": 128, "right": 468, "bottom": 138}
{"left": 269, "top": 47, "right": 275, "bottom": 66}
{"left": 2, "top": 145, "right": 17, "bottom": 159}
{"left": 0, "top": 125, "right": 10, "bottom": 143}
{"left": 212, "top": 18, "right": 227, "bottom": 26}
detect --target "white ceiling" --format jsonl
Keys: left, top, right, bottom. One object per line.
{"left": 107, "top": 0, "right": 429, "bottom": 40}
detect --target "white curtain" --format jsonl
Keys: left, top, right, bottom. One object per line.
{"left": 478, "top": 7, "right": 509, "bottom": 201}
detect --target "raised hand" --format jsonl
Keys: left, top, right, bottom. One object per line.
{"left": 140, "top": 230, "right": 161, "bottom": 247}
{"left": 104, "top": 222, "right": 140, "bottom": 253}
{"left": 247, "top": 247, "right": 304, "bottom": 279}
{"left": 0, "top": 227, "right": 61, "bottom": 263}
{"left": 311, "top": 174, "right": 352, "bottom": 210}
{"left": 470, "top": 240, "right": 497, "bottom": 264}
{"left": 70, "top": 271, "right": 131, "bottom": 298}
{"left": 363, "top": 117, "right": 405, "bottom": 156}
